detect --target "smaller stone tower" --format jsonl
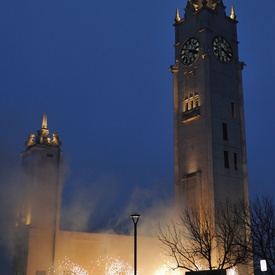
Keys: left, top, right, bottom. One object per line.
{"left": 14, "top": 114, "right": 62, "bottom": 275}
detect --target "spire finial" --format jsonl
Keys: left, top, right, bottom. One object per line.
{"left": 230, "top": 6, "right": 236, "bottom": 20}
{"left": 175, "top": 8, "right": 181, "bottom": 23}
{"left": 37, "top": 114, "right": 50, "bottom": 145}
{"left": 42, "top": 114, "right": 47, "bottom": 129}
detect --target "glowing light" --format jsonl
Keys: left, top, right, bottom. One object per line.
{"left": 154, "top": 267, "right": 182, "bottom": 275}
{"left": 42, "top": 114, "right": 48, "bottom": 129}
{"left": 49, "top": 256, "right": 137, "bottom": 275}
{"left": 227, "top": 266, "right": 239, "bottom": 275}
{"left": 154, "top": 262, "right": 182, "bottom": 275}
{"left": 48, "top": 257, "right": 88, "bottom": 275}
{"left": 95, "top": 256, "right": 134, "bottom": 275}
{"left": 49, "top": 256, "right": 184, "bottom": 275}
{"left": 260, "top": 260, "right": 267, "bottom": 272}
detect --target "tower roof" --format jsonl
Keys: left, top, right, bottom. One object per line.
{"left": 24, "top": 114, "right": 62, "bottom": 148}
{"left": 188, "top": 0, "right": 225, "bottom": 11}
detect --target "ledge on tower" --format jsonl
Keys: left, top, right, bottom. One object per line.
{"left": 182, "top": 106, "right": 201, "bottom": 123}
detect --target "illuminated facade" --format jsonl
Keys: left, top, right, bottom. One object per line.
{"left": 14, "top": 115, "right": 63, "bottom": 274}
{"left": 172, "top": 0, "right": 249, "bottom": 212}
{"left": 13, "top": 116, "right": 166, "bottom": 275}
{"left": 171, "top": 0, "right": 251, "bottom": 271}
{"left": 14, "top": 1, "right": 251, "bottom": 274}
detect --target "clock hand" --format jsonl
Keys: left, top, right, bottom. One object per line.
{"left": 220, "top": 45, "right": 232, "bottom": 57}
{"left": 223, "top": 49, "right": 232, "bottom": 57}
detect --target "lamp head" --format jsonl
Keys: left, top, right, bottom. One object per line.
{"left": 131, "top": 214, "right": 140, "bottom": 224}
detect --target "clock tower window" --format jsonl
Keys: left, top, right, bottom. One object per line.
{"left": 182, "top": 70, "right": 201, "bottom": 122}
{"left": 184, "top": 98, "right": 189, "bottom": 112}
{"left": 231, "top": 102, "right": 236, "bottom": 118}
{"left": 222, "top": 123, "right": 228, "bottom": 140}
{"left": 183, "top": 94, "right": 200, "bottom": 112}
{"left": 190, "top": 98, "right": 194, "bottom": 109}
{"left": 195, "top": 95, "right": 199, "bottom": 107}
{"left": 224, "top": 150, "right": 230, "bottom": 169}
{"left": 182, "top": 94, "right": 200, "bottom": 123}
{"left": 234, "top": 153, "right": 238, "bottom": 170}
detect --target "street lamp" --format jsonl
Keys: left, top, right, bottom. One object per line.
{"left": 131, "top": 214, "right": 140, "bottom": 275}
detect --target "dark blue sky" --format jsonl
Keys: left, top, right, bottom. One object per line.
{"left": 0, "top": 0, "right": 275, "bottom": 272}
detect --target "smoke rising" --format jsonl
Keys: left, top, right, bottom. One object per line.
{"left": 60, "top": 170, "right": 174, "bottom": 235}
{"left": 0, "top": 115, "right": 174, "bottom": 272}
{"left": 0, "top": 150, "right": 23, "bottom": 273}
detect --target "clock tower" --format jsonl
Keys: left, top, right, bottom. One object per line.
{"left": 171, "top": 0, "right": 249, "bottom": 213}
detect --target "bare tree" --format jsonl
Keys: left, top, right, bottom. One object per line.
{"left": 215, "top": 201, "right": 251, "bottom": 268}
{"left": 158, "top": 201, "right": 251, "bottom": 272}
{"left": 248, "top": 196, "right": 275, "bottom": 275}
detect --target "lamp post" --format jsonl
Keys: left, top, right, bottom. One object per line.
{"left": 131, "top": 214, "right": 140, "bottom": 275}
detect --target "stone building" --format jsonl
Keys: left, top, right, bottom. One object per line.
{"left": 13, "top": 1, "right": 250, "bottom": 274}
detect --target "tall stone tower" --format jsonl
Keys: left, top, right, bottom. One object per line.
{"left": 171, "top": 0, "right": 249, "bottom": 212}
{"left": 14, "top": 115, "right": 62, "bottom": 275}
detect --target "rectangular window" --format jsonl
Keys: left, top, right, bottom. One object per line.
{"left": 231, "top": 102, "right": 236, "bottom": 118}
{"left": 224, "top": 151, "right": 230, "bottom": 168}
{"left": 234, "top": 153, "right": 238, "bottom": 170}
{"left": 195, "top": 96, "right": 199, "bottom": 107}
{"left": 222, "top": 123, "right": 228, "bottom": 140}
{"left": 185, "top": 100, "right": 188, "bottom": 112}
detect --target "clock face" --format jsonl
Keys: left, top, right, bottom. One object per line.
{"left": 212, "top": 36, "right": 233, "bottom": 63}
{"left": 181, "top": 37, "right": 200, "bottom": 66}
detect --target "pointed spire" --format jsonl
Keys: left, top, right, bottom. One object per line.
{"left": 217, "top": 0, "right": 226, "bottom": 10}
{"left": 186, "top": 0, "right": 194, "bottom": 8}
{"left": 24, "top": 114, "right": 62, "bottom": 148}
{"left": 202, "top": 0, "right": 208, "bottom": 7}
{"left": 37, "top": 114, "right": 50, "bottom": 145}
{"left": 175, "top": 8, "right": 181, "bottom": 23}
{"left": 42, "top": 114, "right": 47, "bottom": 129}
{"left": 188, "top": 0, "right": 224, "bottom": 11}
{"left": 230, "top": 6, "right": 236, "bottom": 20}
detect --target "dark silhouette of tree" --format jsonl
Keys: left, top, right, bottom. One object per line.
{"left": 158, "top": 201, "right": 251, "bottom": 272}
{"left": 248, "top": 196, "right": 275, "bottom": 275}
{"left": 215, "top": 201, "right": 250, "bottom": 269}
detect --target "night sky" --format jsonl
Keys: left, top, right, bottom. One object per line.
{"left": 0, "top": 0, "right": 275, "bottom": 272}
